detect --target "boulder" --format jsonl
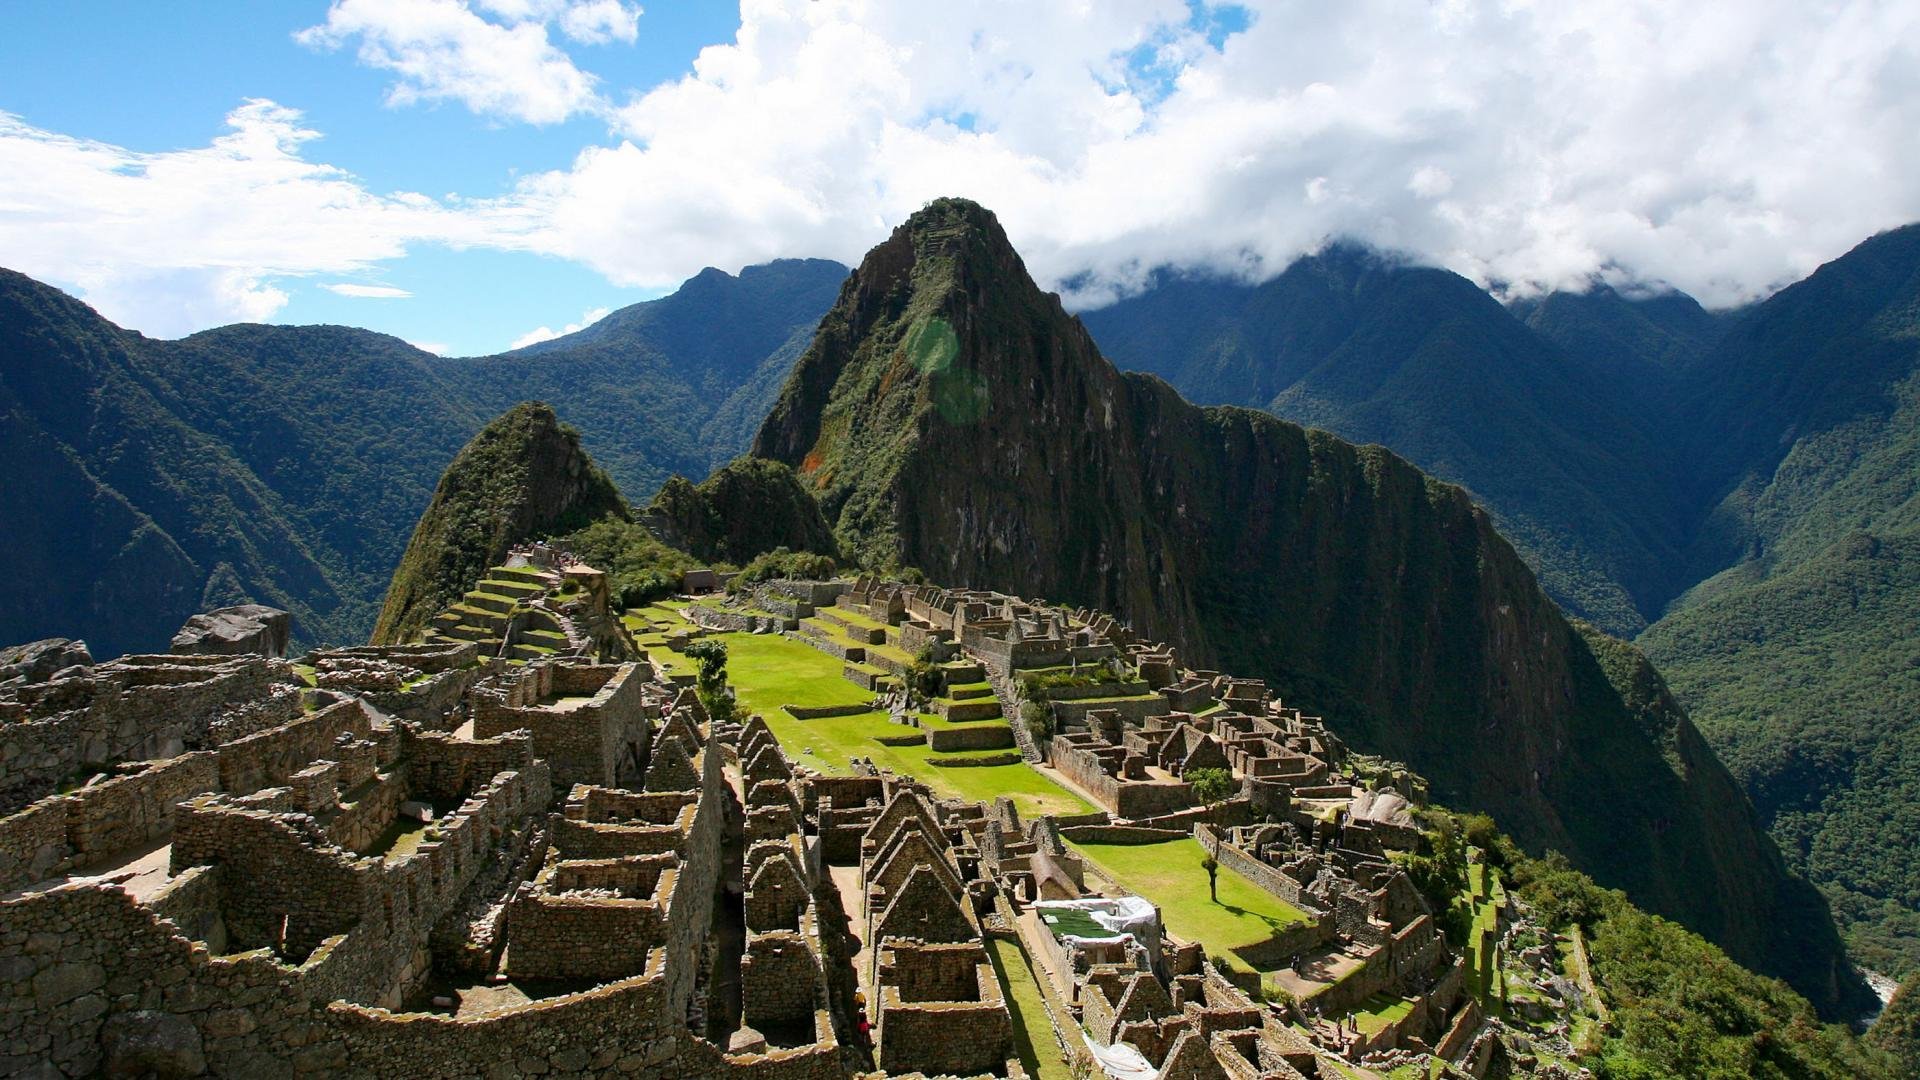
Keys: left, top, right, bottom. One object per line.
{"left": 171, "top": 605, "right": 291, "bottom": 658}
{"left": 0, "top": 638, "right": 93, "bottom": 684}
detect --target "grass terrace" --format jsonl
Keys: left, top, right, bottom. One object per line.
{"left": 987, "top": 936, "right": 1070, "bottom": 1080}
{"left": 717, "top": 631, "right": 1092, "bottom": 819}
{"left": 1340, "top": 993, "right": 1415, "bottom": 1035}
{"left": 1065, "top": 837, "right": 1311, "bottom": 975}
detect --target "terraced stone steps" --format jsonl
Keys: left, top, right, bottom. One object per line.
{"left": 933, "top": 699, "right": 1003, "bottom": 723}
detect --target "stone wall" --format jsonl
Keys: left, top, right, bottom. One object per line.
{"left": 1194, "top": 823, "right": 1327, "bottom": 917}
{"left": 0, "top": 796, "right": 68, "bottom": 891}
{"left": 506, "top": 857, "right": 675, "bottom": 981}
{"left": 741, "top": 932, "right": 823, "bottom": 1040}
{"left": 405, "top": 727, "right": 533, "bottom": 803}
{"left": 875, "top": 989, "right": 1013, "bottom": 1077}
{"left": 471, "top": 662, "right": 649, "bottom": 792}
{"left": 215, "top": 698, "right": 374, "bottom": 797}
{"left": 0, "top": 655, "right": 294, "bottom": 813}
{"left": 68, "top": 752, "right": 222, "bottom": 863}
{"left": 925, "top": 722, "right": 1017, "bottom": 752}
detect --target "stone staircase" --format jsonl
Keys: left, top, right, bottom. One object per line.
{"left": 424, "top": 565, "right": 577, "bottom": 661}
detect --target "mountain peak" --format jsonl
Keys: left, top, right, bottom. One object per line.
{"left": 371, "top": 400, "right": 627, "bottom": 644}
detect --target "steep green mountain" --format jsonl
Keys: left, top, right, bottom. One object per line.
{"left": 0, "top": 259, "right": 845, "bottom": 654}
{"left": 1639, "top": 223, "right": 1920, "bottom": 977}
{"left": 0, "top": 269, "right": 364, "bottom": 657}
{"left": 1080, "top": 252, "right": 1691, "bottom": 636}
{"left": 372, "top": 402, "right": 627, "bottom": 644}
{"left": 1083, "top": 225, "right": 1920, "bottom": 980}
{"left": 647, "top": 456, "right": 839, "bottom": 565}
{"left": 1868, "top": 976, "right": 1920, "bottom": 1076}
{"left": 1511, "top": 282, "right": 1732, "bottom": 380}
{"left": 753, "top": 197, "right": 1864, "bottom": 1015}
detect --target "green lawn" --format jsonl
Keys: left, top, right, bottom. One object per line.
{"left": 987, "top": 936, "right": 1071, "bottom": 1080}
{"left": 716, "top": 632, "right": 1093, "bottom": 820}
{"left": 1065, "top": 837, "right": 1311, "bottom": 972}
{"left": 1343, "top": 992, "right": 1415, "bottom": 1035}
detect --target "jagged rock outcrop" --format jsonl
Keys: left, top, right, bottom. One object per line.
{"left": 171, "top": 604, "right": 290, "bottom": 657}
{"left": 0, "top": 638, "right": 92, "bottom": 685}
{"left": 372, "top": 402, "right": 628, "bottom": 645}
{"left": 753, "top": 197, "right": 1860, "bottom": 1015}
{"left": 647, "top": 456, "right": 838, "bottom": 565}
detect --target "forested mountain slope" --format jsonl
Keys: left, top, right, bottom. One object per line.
{"left": 753, "top": 197, "right": 1864, "bottom": 1015}
{"left": 0, "top": 260, "right": 846, "bottom": 654}
{"left": 1080, "top": 252, "right": 1692, "bottom": 635}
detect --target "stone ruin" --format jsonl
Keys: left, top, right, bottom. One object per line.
{"left": 1, "top": 574, "right": 1502, "bottom": 1079}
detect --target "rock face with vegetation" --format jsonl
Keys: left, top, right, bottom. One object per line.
{"left": 1085, "top": 223, "right": 1920, "bottom": 983}
{"left": 1080, "top": 252, "right": 1708, "bottom": 637}
{"left": 647, "top": 456, "right": 838, "bottom": 566}
{"left": 372, "top": 402, "right": 627, "bottom": 645}
{"left": 754, "top": 196, "right": 1863, "bottom": 1016}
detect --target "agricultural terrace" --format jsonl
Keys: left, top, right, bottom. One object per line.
{"left": 691, "top": 629, "right": 1093, "bottom": 820}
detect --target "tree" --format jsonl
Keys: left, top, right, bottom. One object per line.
{"left": 1189, "top": 766, "right": 1235, "bottom": 903}
{"left": 684, "top": 638, "right": 738, "bottom": 727}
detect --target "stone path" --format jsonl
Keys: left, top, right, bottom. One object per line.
{"left": 827, "top": 864, "right": 869, "bottom": 1014}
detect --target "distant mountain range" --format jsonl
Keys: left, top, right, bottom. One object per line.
{"left": 1081, "top": 224, "right": 1920, "bottom": 979}
{"left": 0, "top": 257, "right": 845, "bottom": 657}
{"left": 4, "top": 212, "right": 1917, "bottom": 986}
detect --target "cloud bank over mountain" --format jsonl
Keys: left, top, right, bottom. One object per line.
{"left": 3, "top": 0, "right": 1918, "bottom": 335}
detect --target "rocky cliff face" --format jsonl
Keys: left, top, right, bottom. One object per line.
{"left": 753, "top": 198, "right": 1863, "bottom": 1015}
{"left": 372, "top": 402, "right": 628, "bottom": 644}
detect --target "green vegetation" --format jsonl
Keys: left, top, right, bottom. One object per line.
{"left": 710, "top": 631, "right": 1091, "bottom": 819}
{"left": 651, "top": 456, "right": 839, "bottom": 566}
{"left": 1423, "top": 807, "right": 1899, "bottom": 1080}
{"left": 728, "top": 546, "right": 838, "bottom": 590}
{"left": 1188, "top": 767, "right": 1234, "bottom": 902}
{"left": 1867, "top": 976, "right": 1920, "bottom": 1077}
{"left": 556, "top": 517, "right": 703, "bottom": 610}
{"left": 684, "top": 638, "right": 738, "bottom": 727}
{"left": 986, "top": 936, "right": 1070, "bottom": 1080}
{"left": 1641, "top": 534, "right": 1920, "bottom": 977}
{"left": 372, "top": 402, "right": 628, "bottom": 645}
{"left": 1065, "top": 837, "right": 1310, "bottom": 975}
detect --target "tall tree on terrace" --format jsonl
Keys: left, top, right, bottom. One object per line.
{"left": 1189, "top": 767, "right": 1235, "bottom": 903}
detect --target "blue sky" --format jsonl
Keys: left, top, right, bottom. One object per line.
{"left": 1, "top": 1, "right": 1916, "bottom": 355}
{"left": 0, "top": 1, "right": 740, "bottom": 354}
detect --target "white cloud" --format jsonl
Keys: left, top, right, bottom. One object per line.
{"left": 8, "top": 0, "right": 1920, "bottom": 341}
{"left": 509, "top": 305, "right": 610, "bottom": 349}
{"left": 322, "top": 282, "right": 413, "bottom": 298}
{"left": 408, "top": 339, "right": 451, "bottom": 354}
{"left": 0, "top": 100, "right": 532, "bottom": 334}
{"left": 500, "top": 0, "right": 1920, "bottom": 307}
{"left": 296, "top": 0, "right": 628, "bottom": 124}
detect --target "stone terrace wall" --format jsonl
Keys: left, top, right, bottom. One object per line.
{"left": 1050, "top": 742, "right": 1195, "bottom": 820}
{"left": 0, "top": 796, "right": 68, "bottom": 891}
{"left": 404, "top": 727, "right": 533, "bottom": 803}
{"left": 0, "top": 656, "right": 294, "bottom": 813}
{"left": 67, "top": 751, "right": 221, "bottom": 863}
{"left": 215, "top": 697, "right": 375, "bottom": 796}
{"left": 472, "top": 663, "right": 649, "bottom": 792}
{"left": 507, "top": 856, "right": 675, "bottom": 980}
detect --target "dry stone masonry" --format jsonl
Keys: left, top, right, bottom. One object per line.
{"left": 2, "top": 569, "right": 1532, "bottom": 1078}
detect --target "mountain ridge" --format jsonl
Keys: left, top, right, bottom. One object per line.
{"left": 752, "top": 196, "right": 1864, "bottom": 1015}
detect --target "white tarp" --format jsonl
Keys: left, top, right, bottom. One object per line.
{"left": 1083, "top": 1030, "right": 1158, "bottom": 1080}
{"left": 1033, "top": 896, "right": 1161, "bottom": 962}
